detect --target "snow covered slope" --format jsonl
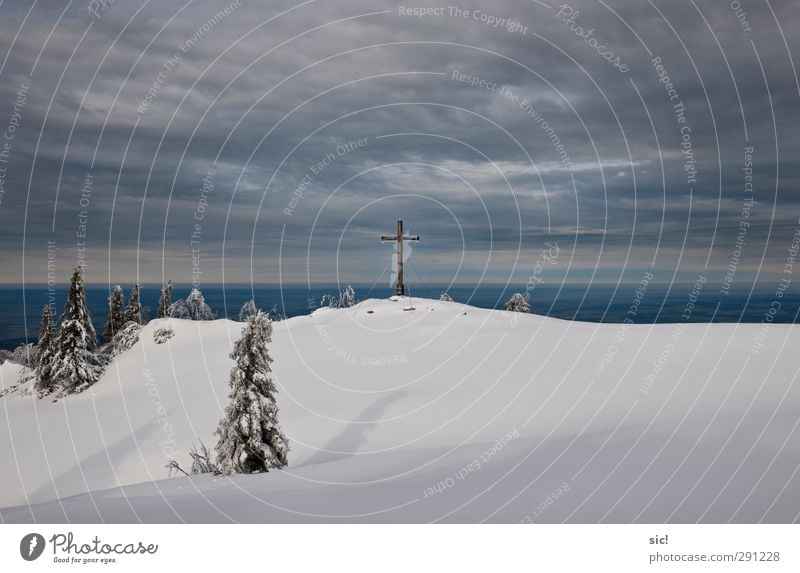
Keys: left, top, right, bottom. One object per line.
{"left": 1, "top": 297, "right": 799, "bottom": 523}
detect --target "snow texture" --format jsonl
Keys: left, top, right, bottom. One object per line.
{"left": 1, "top": 297, "right": 799, "bottom": 523}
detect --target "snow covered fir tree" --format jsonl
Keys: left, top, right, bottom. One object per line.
{"left": 34, "top": 305, "right": 53, "bottom": 368}
{"left": 185, "top": 287, "right": 214, "bottom": 320}
{"left": 239, "top": 299, "right": 258, "bottom": 322}
{"left": 214, "top": 311, "right": 289, "bottom": 474}
{"left": 505, "top": 292, "right": 531, "bottom": 313}
{"left": 102, "top": 285, "right": 126, "bottom": 341}
{"left": 33, "top": 305, "right": 56, "bottom": 397}
{"left": 125, "top": 282, "right": 142, "bottom": 325}
{"left": 157, "top": 280, "right": 173, "bottom": 318}
{"left": 48, "top": 268, "right": 103, "bottom": 395}
{"left": 169, "top": 287, "right": 214, "bottom": 320}
{"left": 321, "top": 285, "right": 357, "bottom": 309}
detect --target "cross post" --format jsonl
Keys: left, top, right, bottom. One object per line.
{"left": 381, "top": 219, "right": 420, "bottom": 296}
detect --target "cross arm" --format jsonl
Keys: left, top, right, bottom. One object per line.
{"left": 380, "top": 235, "right": 398, "bottom": 241}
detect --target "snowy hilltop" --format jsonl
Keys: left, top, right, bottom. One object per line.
{"left": 1, "top": 296, "right": 799, "bottom": 523}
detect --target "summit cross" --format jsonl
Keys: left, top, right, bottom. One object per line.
{"left": 380, "top": 219, "right": 420, "bottom": 296}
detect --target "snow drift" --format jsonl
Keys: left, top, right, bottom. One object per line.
{"left": 1, "top": 297, "right": 799, "bottom": 523}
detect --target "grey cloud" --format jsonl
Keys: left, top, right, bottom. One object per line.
{"left": 0, "top": 0, "right": 796, "bottom": 290}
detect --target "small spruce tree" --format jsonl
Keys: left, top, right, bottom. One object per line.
{"left": 124, "top": 282, "right": 142, "bottom": 325}
{"left": 167, "top": 299, "right": 189, "bottom": 319}
{"left": 34, "top": 306, "right": 58, "bottom": 396}
{"left": 50, "top": 268, "right": 102, "bottom": 395}
{"left": 103, "top": 285, "right": 126, "bottom": 341}
{"left": 239, "top": 299, "right": 258, "bottom": 322}
{"left": 340, "top": 285, "right": 356, "bottom": 308}
{"left": 35, "top": 305, "right": 53, "bottom": 367}
{"left": 214, "top": 312, "right": 289, "bottom": 474}
{"left": 157, "top": 280, "right": 173, "bottom": 318}
{"left": 505, "top": 292, "right": 531, "bottom": 313}
{"left": 185, "top": 288, "right": 214, "bottom": 320}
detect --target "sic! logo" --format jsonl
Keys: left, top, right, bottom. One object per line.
{"left": 20, "top": 533, "right": 46, "bottom": 561}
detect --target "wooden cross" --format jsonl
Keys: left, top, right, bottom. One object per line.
{"left": 381, "top": 219, "right": 420, "bottom": 296}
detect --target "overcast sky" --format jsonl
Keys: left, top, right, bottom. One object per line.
{"left": 0, "top": 0, "right": 797, "bottom": 292}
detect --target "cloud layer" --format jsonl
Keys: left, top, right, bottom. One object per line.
{"left": 0, "top": 0, "right": 797, "bottom": 292}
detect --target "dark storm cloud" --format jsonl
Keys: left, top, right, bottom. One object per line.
{"left": 0, "top": 0, "right": 797, "bottom": 290}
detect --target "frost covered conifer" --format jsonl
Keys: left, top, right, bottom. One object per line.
{"left": 505, "top": 292, "right": 531, "bottom": 313}
{"left": 239, "top": 299, "right": 258, "bottom": 322}
{"left": 124, "top": 283, "right": 142, "bottom": 325}
{"left": 167, "top": 299, "right": 189, "bottom": 319}
{"left": 103, "top": 285, "right": 126, "bottom": 341}
{"left": 340, "top": 285, "right": 356, "bottom": 308}
{"left": 320, "top": 293, "right": 338, "bottom": 308}
{"left": 109, "top": 322, "right": 141, "bottom": 356}
{"left": 34, "top": 306, "right": 58, "bottom": 396}
{"left": 35, "top": 305, "right": 53, "bottom": 367}
{"left": 12, "top": 343, "right": 36, "bottom": 368}
{"left": 157, "top": 280, "right": 173, "bottom": 318}
{"left": 185, "top": 288, "right": 214, "bottom": 320}
{"left": 169, "top": 289, "right": 213, "bottom": 319}
{"left": 214, "top": 312, "right": 289, "bottom": 474}
{"left": 321, "top": 285, "right": 356, "bottom": 309}
{"left": 50, "top": 268, "right": 102, "bottom": 395}
{"left": 439, "top": 292, "right": 454, "bottom": 302}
